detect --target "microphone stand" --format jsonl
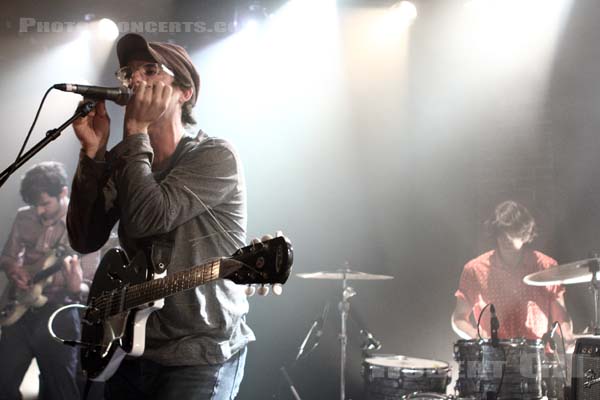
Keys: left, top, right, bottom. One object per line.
{"left": 274, "top": 303, "right": 330, "bottom": 399}
{"left": 587, "top": 258, "right": 600, "bottom": 335}
{"left": 0, "top": 100, "right": 96, "bottom": 188}
{"left": 295, "top": 320, "right": 318, "bottom": 362}
{"left": 339, "top": 271, "right": 356, "bottom": 400}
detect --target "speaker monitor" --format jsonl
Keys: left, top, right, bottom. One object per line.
{"left": 572, "top": 336, "right": 600, "bottom": 400}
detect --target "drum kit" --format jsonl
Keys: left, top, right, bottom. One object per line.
{"left": 295, "top": 256, "right": 600, "bottom": 400}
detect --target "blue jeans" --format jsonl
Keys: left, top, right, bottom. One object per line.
{"left": 105, "top": 347, "right": 247, "bottom": 400}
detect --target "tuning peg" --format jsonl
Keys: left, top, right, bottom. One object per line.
{"left": 260, "top": 234, "right": 273, "bottom": 242}
{"left": 272, "top": 283, "right": 283, "bottom": 296}
{"left": 245, "top": 285, "right": 256, "bottom": 297}
{"left": 276, "top": 230, "right": 283, "bottom": 237}
{"left": 257, "top": 285, "right": 270, "bottom": 296}
{"left": 251, "top": 237, "right": 261, "bottom": 246}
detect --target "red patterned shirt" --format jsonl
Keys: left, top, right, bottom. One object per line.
{"left": 455, "top": 249, "right": 565, "bottom": 340}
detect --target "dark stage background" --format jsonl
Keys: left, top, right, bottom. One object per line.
{"left": 0, "top": 0, "right": 597, "bottom": 398}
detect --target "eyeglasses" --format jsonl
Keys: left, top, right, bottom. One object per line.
{"left": 115, "top": 63, "right": 175, "bottom": 86}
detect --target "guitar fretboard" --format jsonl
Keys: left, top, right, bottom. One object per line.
{"left": 93, "top": 259, "right": 222, "bottom": 319}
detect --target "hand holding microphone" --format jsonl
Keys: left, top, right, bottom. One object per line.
{"left": 54, "top": 83, "right": 121, "bottom": 159}
{"left": 71, "top": 99, "right": 110, "bottom": 160}
{"left": 124, "top": 80, "right": 173, "bottom": 136}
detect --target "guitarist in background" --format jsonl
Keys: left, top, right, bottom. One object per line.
{"left": 0, "top": 161, "right": 98, "bottom": 400}
{"left": 68, "top": 33, "right": 253, "bottom": 399}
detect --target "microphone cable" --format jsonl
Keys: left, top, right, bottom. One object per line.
{"left": 0, "top": 86, "right": 53, "bottom": 186}
{"left": 476, "top": 302, "right": 493, "bottom": 340}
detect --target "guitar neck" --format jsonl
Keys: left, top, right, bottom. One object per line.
{"left": 32, "top": 261, "right": 64, "bottom": 284}
{"left": 99, "top": 259, "right": 225, "bottom": 317}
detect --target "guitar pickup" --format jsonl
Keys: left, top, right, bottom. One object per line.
{"left": 107, "top": 272, "right": 122, "bottom": 283}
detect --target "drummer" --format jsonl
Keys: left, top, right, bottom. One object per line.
{"left": 451, "top": 200, "right": 574, "bottom": 345}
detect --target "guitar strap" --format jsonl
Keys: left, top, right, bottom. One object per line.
{"left": 134, "top": 130, "right": 238, "bottom": 276}
{"left": 134, "top": 235, "right": 174, "bottom": 277}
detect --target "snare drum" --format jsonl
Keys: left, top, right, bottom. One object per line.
{"left": 402, "top": 393, "right": 457, "bottom": 399}
{"left": 362, "top": 355, "right": 451, "bottom": 400}
{"left": 454, "top": 338, "right": 544, "bottom": 400}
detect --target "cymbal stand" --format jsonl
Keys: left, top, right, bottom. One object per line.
{"left": 588, "top": 258, "right": 600, "bottom": 335}
{"left": 338, "top": 270, "right": 356, "bottom": 400}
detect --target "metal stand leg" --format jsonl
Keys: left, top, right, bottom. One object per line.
{"left": 588, "top": 258, "right": 600, "bottom": 335}
{"left": 338, "top": 273, "right": 356, "bottom": 400}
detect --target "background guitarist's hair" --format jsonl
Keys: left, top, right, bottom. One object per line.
{"left": 20, "top": 161, "right": 68, "bottom": 205}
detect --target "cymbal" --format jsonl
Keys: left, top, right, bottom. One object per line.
{"left": 523, "top": 258, "right": 600, "bottom": 286}
{"left": 296, "top": 269, "right": 394, "bottom": 281}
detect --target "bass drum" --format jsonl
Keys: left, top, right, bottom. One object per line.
{"left": 454, "top": 338, "right": 544, "bottom": 400}
{"left": 362, "top": 355, "right": 451, "bottom": 400}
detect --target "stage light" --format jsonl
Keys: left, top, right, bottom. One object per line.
{"left": 234, "top": 1, "right": 269, "bottom": 32}
{"left": 389, "top": 1, "right": 418, "bottom": 24}
{"left": 97, "top": 18, "right": 119, "bottom": 41}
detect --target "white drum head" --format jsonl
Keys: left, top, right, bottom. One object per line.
{"left": 365, "top": 355, "right": 448, "bottom": 370}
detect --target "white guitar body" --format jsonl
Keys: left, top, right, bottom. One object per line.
{"left": 91, "top": 295, "right": 164, "bottom": 382}
{"left": 0, "top": 250, "right": 62, "bottom": 327}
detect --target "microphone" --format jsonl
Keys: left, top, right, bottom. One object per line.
{"left": 542, "top": 321, "right": 560, "bottom": 350}
{"left": 314, "top": 303, "right": 329, "bottom": 340}
{"left": 490, "top": 304, "right": 500, "bottom": 346}
{"left": 53, "top": 84, "right": 132, "bottom": 106}
{"left": 295, "top": 303, "right": 329, "bottom": 361}
{"left": 360, "top": 329, "right": 382, "bottom": 352}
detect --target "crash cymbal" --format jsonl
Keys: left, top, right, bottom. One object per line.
{"left": 523, "top": 258, "right": 600, "bottom": 286}
{"left": 296, "top": 269, "right": 394, "bottom": 281}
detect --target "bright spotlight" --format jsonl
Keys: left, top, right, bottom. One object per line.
{"left": 234, "top": 1, "right": 269, "bottom": 32}
{"left": 98, "top": 18, "right": 119, "bottom": 40}
{"left": 375, "top": 0, "right": 418, "bottom": 38}
{"left": 390, "top": 1, "right": 418, "bottom": 23}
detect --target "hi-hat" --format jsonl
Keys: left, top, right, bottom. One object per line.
{"left": 523, "top": 258, "right": 600, "bottom": 286}
{"left": 296, "top": 269, "right": 394, "bottom": 281}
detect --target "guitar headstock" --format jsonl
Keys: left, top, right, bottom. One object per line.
{"left": 222, "top": 234, "right": 293, "bottom": 293}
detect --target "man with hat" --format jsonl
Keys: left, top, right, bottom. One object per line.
{"left": 67, "top": 33, "right": 253, "bottom": 399}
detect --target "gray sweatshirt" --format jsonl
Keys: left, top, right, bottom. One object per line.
{"left": 67, "top": 130, "right": 255, "bottom": 365}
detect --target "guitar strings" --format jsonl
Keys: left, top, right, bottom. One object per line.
{"left": 88, "top": 236, "right": 270, "bottom": 319}
{"left": 88, "top": 258, "right": 222, "bottom": 317}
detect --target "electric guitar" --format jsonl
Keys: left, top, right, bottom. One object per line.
{"left": 0, "top": 245, "right": 68, "bottom": 326}
{"left": 80, "top": 234, "right": 293, "bottom": 381}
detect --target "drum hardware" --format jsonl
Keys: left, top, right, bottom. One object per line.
{"left": 523, "top": 256, "right": 600, "bottom": 336}
{"left": 280, "top": 366, "right": 302, "bottom": 400}
{"left": 543, "top": 321, "right": 570, "bottom": 392}
{"left": 362, "top": 355, "right": 452, "bottom": 399}
{"left": 490, "top": 305, "right": 500, "bottom": 347}
{"left": 522, "top": 255, "right": 600, "bottom": 398}
{"left": 360, "top": 329, "right": 382, "bottom": 354}
{"left": 454, "top": 338, "right": 545, "bottom": 400}
{"left": 297, "top": 265, "right": 394, "bottom": 400}
{"left": 273, "top": 303, "right": 331, "bottom": 399}
{"left": 402, "top": 394, "right": 459, "bottom": 400}
{"left": 296, "top": 270, "right": 394, "bottom": 281}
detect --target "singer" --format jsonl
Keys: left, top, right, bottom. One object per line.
{"left": 67, "top": 33, "right": 253, "bottom": 399}
{"left": 451, "top": 200, "right": 574, "bottom": 343}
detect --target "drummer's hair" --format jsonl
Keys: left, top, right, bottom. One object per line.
{"left": 485, "top": 200, "right": 537, "bottom": 242}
